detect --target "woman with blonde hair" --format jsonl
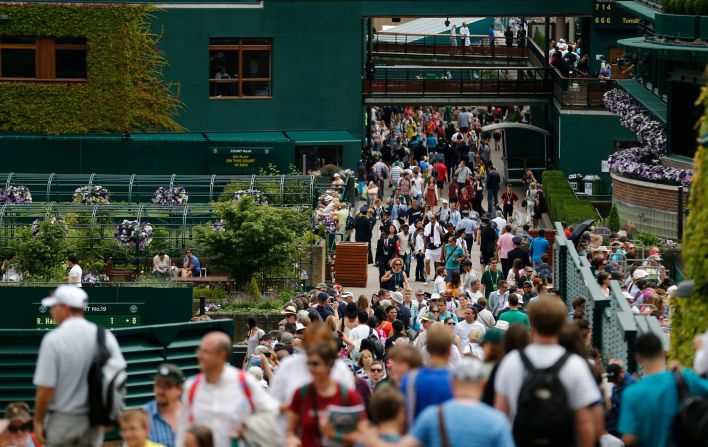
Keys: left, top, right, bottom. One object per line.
{"left": 525, "top": 181, "right": 538, "bottom": 222}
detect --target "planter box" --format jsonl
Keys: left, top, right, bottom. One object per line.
{"left": 655, "top": 13, "right": 698, "bottom": 40}
{"left": 700, "top": 16, "right": 708, "bottom": 40}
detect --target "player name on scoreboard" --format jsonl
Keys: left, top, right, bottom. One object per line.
{"left": 35, "top": 302, "right": 142, "bottom": 329}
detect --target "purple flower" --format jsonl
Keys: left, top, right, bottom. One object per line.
{"left": 604, "top": 89, "right": 693, "bottom": 186}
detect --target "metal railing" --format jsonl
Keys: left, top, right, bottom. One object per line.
{"left": 373, "top": 31, "right": 532, "bottom": 59}
{"left": 363, "top": 66, "right": 552, "bottom": 97}
{"left": 552, "top": 69, "right": 617, "bottom": 108}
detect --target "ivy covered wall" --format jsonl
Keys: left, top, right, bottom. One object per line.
{"left": 0, "top": 3, "right": 182, "bottom": 133}
{"left": 671, "top": 79, "right": 708, "bottom": 365}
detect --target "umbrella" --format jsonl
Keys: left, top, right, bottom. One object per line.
{"left": 568, "top": 219, "right": 595, "bottom": 245}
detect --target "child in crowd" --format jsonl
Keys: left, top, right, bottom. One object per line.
{"left": 119, "top": 409, "right": 165, "bottom": 447}
{"left": 368, "top": 385, "right": 405, "bottom": 442}
{"left": 183, "top": 426, "right": 214, "bottom": 447}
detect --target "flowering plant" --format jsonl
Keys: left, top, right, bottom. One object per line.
{"left": 341, "top": 169, "right": 355, "bottom": 178}
{"left": 314, "top": 215, "right": 338, "bottom": 236}
{"left": 73, "top": 185, "right": 110, "bottom": 205}
{"left": 211, "top": 220, "right": 226, "bottom": 232}
{"left": 152, "top": 186, "right": 189, "bottom": 206}
{"left": 82, "top": 273, "right": 108, "bottom": 283}
{"left": 0, "top": 185, "right": 33, "bottom": 204}
{"left": 114, "top": 220, "right": 153, "bottom": 249}
{"left": 604, "top": 89, "right": 693, "bottom": 186}
{"left": 31, "top": 217, "right": 68, "bottom": 238}
{"left": 232, "top": 189, "right": 269, "bottom": 205}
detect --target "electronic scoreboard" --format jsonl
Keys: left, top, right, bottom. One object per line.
{"left": 35, "top": 302, "right": 143, "bottom": 329}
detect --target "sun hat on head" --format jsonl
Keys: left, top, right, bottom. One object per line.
{"left": 632, "top": 269, "right": 649, "bottom": 281}
{"left": 281, "top": 305, "right": 297, "bottom": 316}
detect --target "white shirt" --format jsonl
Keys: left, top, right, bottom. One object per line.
{"left": 69, "top": 264, "right": 83, "bottom": 287}
{"left": 410, "top": 177, "right": 424, "bottom": 197}
{"left": 492, "top": 217, "right": 507, "bottom": 231}
{"left": 34, "top": 317, "right": 124, "bottom": 413}
{"left": 397, "top": 231, "right": 413, "bottom": 255}
{"left": 177, "top": 365, "right": 279, "bottom": 447}
{"left": 459, "top": 26, "right": 471, "bottom": 45}
{"left": 268, "top": 354, "right": 354, "bottom": 406}
{"left": 494, "top": 344, "right": 602, "bottom": 421}
{"left": 463, "top": 342, "right": 485, "bottom": 360}
{"left": 455, "top": 320, "right": 486, "bottom": 341}
{"left": 415, "top": 233, "right": 426, "bottom": 254}
{"left": 422, "top": 344, "right": 462, "bottom": 368}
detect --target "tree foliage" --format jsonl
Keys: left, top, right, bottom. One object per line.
{"left": 195, "top": 198, "right": 309, "bottom": 287}
{"left": 607, "top": 204, "right": 620, "bottom": 232}
{"left": 17, "top": 220, "right": 70, "bottom": 281}
{"left": 670, "top": 79, "right": 708, "bottom": 364}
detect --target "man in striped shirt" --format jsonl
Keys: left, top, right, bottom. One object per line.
{"left": 144, "top": 364, "right": 184, "bottom": 447}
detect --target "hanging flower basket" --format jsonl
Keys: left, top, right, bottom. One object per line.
{"left": 604, "top": 89, "right": 693, "bottom": 186}
{"left": 0, "top": 185, "right": 33, "bottom": 204}
{"left": 73, "top": 185, "right": 110, "bottom": 205}
{"left": 232, "top": 189, "right": 268, "bottom": 205}
{"left": 152, "top": 186, "right": 189, "bottom": 206}
{"left": 114, "top": 219, "right": 153, "bottom": 249}
{"left": 31, "top": 217, "right": 68, "bottom": 238}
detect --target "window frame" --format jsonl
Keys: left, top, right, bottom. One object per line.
{"left": 208, "top": 38, "right": 272, "bottom": 100}
{"left": 0, "top": 37, "right": 88, "bottom": 82}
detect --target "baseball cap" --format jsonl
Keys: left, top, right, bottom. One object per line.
{"left": 452, "top": 358, "right": 485, "bottom": 382}
{"left": 155, "top": 363, "right": 184, "bottom": 385}
{"left": 522, "top": 281, "right": 533, "bottom": 287}
{"left": 41, "top": 285, "right": 88, "bottom": 309}
{"left": 316, "top": 282, "right": 327, "bottom": 290}
{"left": 342, "top": 291, "right": 354, "bottom": 300}
{"left": 4, "top": 402, "right": 31, "bottom": 423}
{"left": 296, "top": 323, "right": 306, "bottom": 332}
{"left": 317, "top": 292, "right": 329, "bottom": 301}
{"left": 420, "top": 313, "right": 432, "bottom": 322}
{"left": 632, "top": 269, "right": 649, "bottom": 281}
{"left": 647, "top": 254, "right": 662, "bottom": 261}
{"left": 512, "top": 236, "right": 522, "bottom": 244}
{"left": 430, "top": 293, "right": 441, "bottom": 301}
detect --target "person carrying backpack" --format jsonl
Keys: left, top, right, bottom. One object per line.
{"left": 33, "top": 285, "right": 126, "bottom": 447}
{"left": 494, "top": 297, "right": 601, "bottom": 447}
{"left": 618, "top": 332, "right": 708, "bottom": 447}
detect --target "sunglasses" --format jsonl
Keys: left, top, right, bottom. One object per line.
{"left": 371, "top": 368, "right": 383, "bottom": 373}
{"left": 447, "top": 322, "right": 456, "bottom": 326}
{"left": 431, "top": 310, "right": 440, "bottom": 313}
{"left": 8, "top": 423, "right": 31, "bottom": 433}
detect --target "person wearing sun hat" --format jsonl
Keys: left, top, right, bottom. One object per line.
{"left": 4, "top": 401, "right": 41, "bottom": 447}
{"left": 33, "top": 285, "right": 125, "bottom": 447}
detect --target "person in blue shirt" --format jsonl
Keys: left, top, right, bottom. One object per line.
{"left": 144, "top": 364, "right": 183, "bottom": 447}
{"left": 400, "top": 323, "right": 453, "bottom": 423}
{"left": 619, "top": 332, "right": 708, "bottom": 447}
{"left": 180, "top": 249, "right": 201, "bottom": 277}
{"left": 368, "top": 358, "right": 514, "bottom": 447}
{"left": 488, "top": 24, "right": 496, "bottom": 49}
{"left": 606, "top": 362, "right": 635, "bottom": 437}
{"left": 425, "top": 133, "right": 438, "bottom": 150}
{"left": 529, "top": 228, "right": 550, "bottom": 269}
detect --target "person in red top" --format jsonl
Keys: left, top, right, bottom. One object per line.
{"left": 434, "top": 161, "right": 448, "bottom": 196}
{"left": 287, "top": 339, "right": 365, "bottom": 447}
{"left": 498, "top": 182, "right": 519, "bottom": 220}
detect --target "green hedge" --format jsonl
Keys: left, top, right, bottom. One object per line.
{"left": 670, "top": 80, "right": 708, "bottom": 365}
{"left": 542, "top": 170, "right": 597, "bottom": 224}
{"left": 0, "top": 4, "right": 182, "bottom": 134}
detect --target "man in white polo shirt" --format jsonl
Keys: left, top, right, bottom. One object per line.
{"left": 33, "top": 285, "right": 125, "bottom": 447}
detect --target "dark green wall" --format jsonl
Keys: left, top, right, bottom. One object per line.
{"left": 552, "top": 106, "right": 636, "bottom": 194}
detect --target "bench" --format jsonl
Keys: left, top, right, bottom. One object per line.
{"left": 106, "top": 259, "right": 135, "bottom": 282}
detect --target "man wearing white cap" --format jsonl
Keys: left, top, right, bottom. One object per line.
{"left": 33, "top": 285, "right": 125, "bottom": 447}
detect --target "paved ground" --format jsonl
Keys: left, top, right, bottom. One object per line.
{"left": 345, "top": 147, "right": 511, "bottom": 298}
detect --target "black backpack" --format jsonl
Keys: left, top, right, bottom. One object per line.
{"left": 672, "top": 370, "right": 708, "bottom": 447}
{"left": 345, "top": 215, "right": 356, "bottom": 231}
{"left": 367, "top": 328, "right": 385, "bottom": 360}
{"left": 87, "top": 327, "right": 127, "bottom": 426}
{"left": 513, "top": 350, "right": 575, "bottom": 447}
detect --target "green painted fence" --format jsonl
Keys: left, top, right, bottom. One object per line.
{"left": 553, "top": 222, "right": 666, "bottom": 373}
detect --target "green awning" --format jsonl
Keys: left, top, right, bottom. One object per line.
{"left": 618, "top": 37, "right": 708, "bottom": 63}
{"left": 616, "top": 79, "right": 667, "bottom": 123}
{"left": 129, "top": 133, "right": 206, "bottom": 141}
{"left": 45, "top": 134, "right": 124, "bottom": 141}
{"left": 206, "top": 131, "right": 290, "bottom": 142}
{"left": 284, "top": 130, "right": 360, "bottom": 145}
{"left": 616, "top": 1, "right": 657, "bottom": 22}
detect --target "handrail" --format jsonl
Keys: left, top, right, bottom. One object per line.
{"left": 376, "top": 31, "right": 499, "bottom": 39}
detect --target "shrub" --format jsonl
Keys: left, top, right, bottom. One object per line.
{"left": 684, "top": 0, "right": 696, "bottom": 13}
{"left": 695, "top": 0, "right": 708, "bottom": 14}
{"left": 542, "top": 170, "right": 598, "bottom": 225}
{"left": 607, "top": 204, "right": 620, "bottom": 232}
{"left": 17, "top": 219, "right": 71, "bottom": 281}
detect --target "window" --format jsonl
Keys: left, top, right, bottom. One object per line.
{"left": 209, "top": 37, "right": 271, "bottom": 99}
{"left": 0, "top": 37, "right": 88, "bottom": 81}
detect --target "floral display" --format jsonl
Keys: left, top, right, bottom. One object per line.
{"left": 152, "top": 186, "right": 189, "bottom": 206}
{"left": 0, "top": 185, "right": 33, "bottom": 204}
{"left": 314, "top": 215, "right": 338, "bottom": 236}
{"left": 232, "top": 189, "right": 269, "bottom": 205}
{"left": 73, "top": 185, "right": 111, "bottom": 205}
{"left": 340, "top": 168, "right": 355, "bottom": 178}
{"left": 114, "top": 219, "right": 153, "bottom": 249}
{"left": 82, "top": 273, "right": 109, "bottom": 283}
{"left": 31, "top": 217, "right": 68, "bottom": 238}
{"left": 211, "top": 220, "right": 226, "bottom": 232}
{"left": 604, "top": 89, "right": 693, "bottom": 186}
{"left": 204, "top": 301, "right": 221, "bottom": 312}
